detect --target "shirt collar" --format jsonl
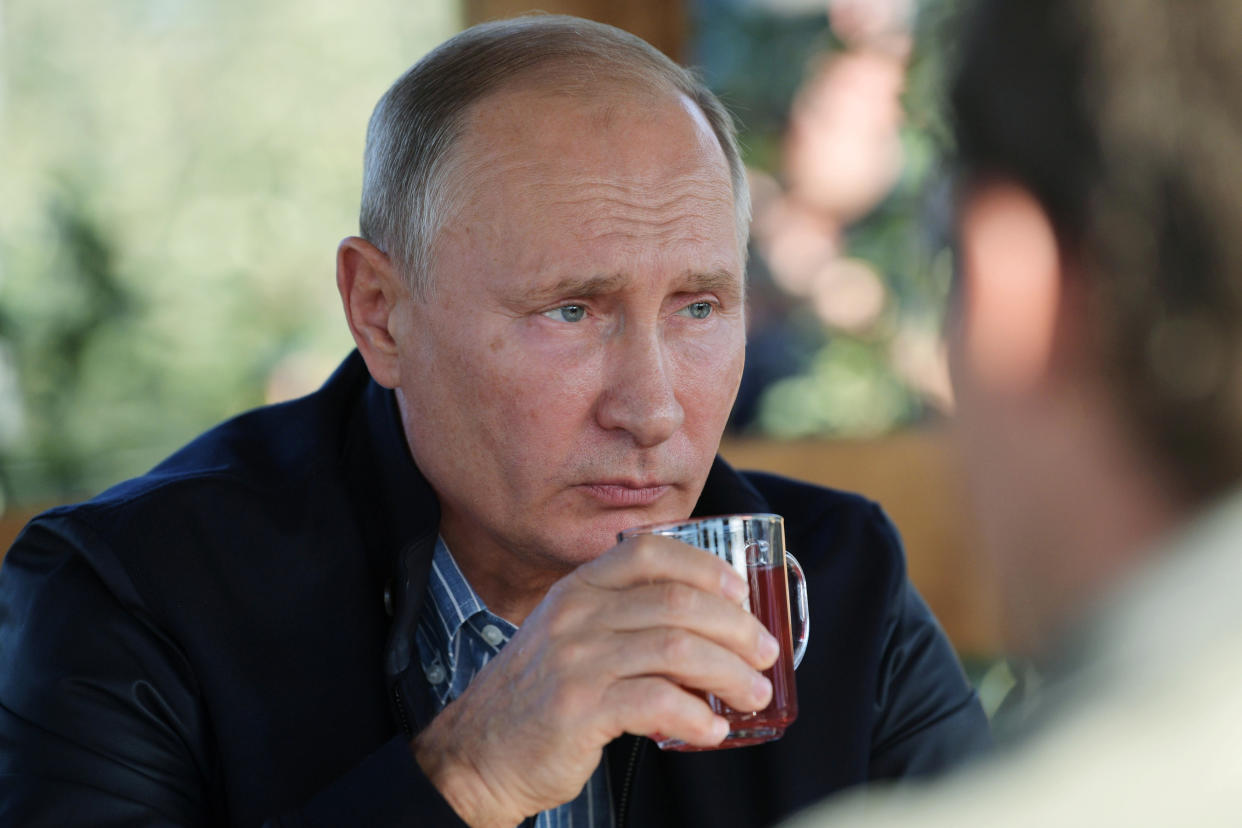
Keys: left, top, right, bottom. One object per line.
{"left": 417, "top": 537, "right": 518, "bottom": 708}
{"left": 423, "top": 537, "right": 491, "bottom": 647}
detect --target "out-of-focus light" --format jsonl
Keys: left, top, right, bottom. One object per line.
{"left": 784, "top": 51, "right": 906, "bottom": 223}
{"left": 891, "top": 325, "right": 955, "bottom": 413}
{"left": 810, "top": 257, "right": 887, "bottom": 333}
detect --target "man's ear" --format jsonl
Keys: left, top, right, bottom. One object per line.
{"left": 336, "top": 236, "right": 406, "bottom": 389}
{"left": 955, "top": 180, "right": 1063, "bottom": 395}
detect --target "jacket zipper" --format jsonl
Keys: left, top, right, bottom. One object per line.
{"left": 391, "top": 682, "right": 413, "bottom": 738}
{"left": 615, "top": 737, "right": 644, "bottom": 828}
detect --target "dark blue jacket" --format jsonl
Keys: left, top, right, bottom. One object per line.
{"left": 0, "top": 352, "right": 989, "bottom": 826}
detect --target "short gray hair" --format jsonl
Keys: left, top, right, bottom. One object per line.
{"left": 359, "top": 14, "right": 751, "bottom": 297}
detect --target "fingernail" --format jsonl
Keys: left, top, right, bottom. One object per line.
{"left": 722, "top": 573, "right": 748, "bottom": 602}
{"left": 752, "top": 675, "right": 773, "bottom": 705}
{"left": 712, "top": 717, "right": 730, "bottom": 741}
{"left": 759, "top": 632, "right": 780, "bottom": 663}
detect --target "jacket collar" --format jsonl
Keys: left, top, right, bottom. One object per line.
{"left": 692, "top": 454, "right": 770, "bottom": 517}
{"left": 333, "top": 354, "right": 441, "bottom": 575}
{"left": 326, "top": 353, "right": 442, "bottom": 683}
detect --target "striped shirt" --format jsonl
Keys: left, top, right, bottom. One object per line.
{"left": 415, "top": 537, "right": 614, "bottom": 828}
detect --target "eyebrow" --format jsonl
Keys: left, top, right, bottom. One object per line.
{"left": 678, "top": 269, "right": 743, "bottom": 299}
{"left": 509, "top": 269, "right": 743, "bottom": 308}
{"left": 517, "top": 273, "right": 628, "bottom": 306}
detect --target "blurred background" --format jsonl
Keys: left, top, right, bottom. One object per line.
{"left": 0, "top": 0, "right": 1010, "bottom": 704}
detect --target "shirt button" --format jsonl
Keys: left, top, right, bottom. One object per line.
{"left": 425, "top": 664, "right": 446, "bottom": 685}
{"left": 480, "top": 624, "right": 506, "bottom": 647}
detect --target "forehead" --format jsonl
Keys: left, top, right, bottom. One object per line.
{"left": 460, "top": 83, "right": 730, "bottom": 195}
{"left": 438, "top": 83, "right": 741, "bottom": 278}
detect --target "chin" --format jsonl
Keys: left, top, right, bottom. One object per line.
{"left": 523, "top": 497, "right": 699, "bottom": 571}
{"left": 541, "top": 513, "right": 657, "bottom": 568}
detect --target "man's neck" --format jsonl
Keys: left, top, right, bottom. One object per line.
{"left": 437, "top": 527, "right": 573, "bottom": 627}
{"left": 1003, "top": 384, "right": 1192, "bottom": 660}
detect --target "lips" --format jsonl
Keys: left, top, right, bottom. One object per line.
{"left": 578, "top": 482, "right": 672, "bottom": 507}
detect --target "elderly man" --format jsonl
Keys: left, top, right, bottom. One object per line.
{"left": 0, "top": 16, "right": 986, "bottom": 827}
{"left": 789, "top": 0, "right": 1242, "bottom": 824}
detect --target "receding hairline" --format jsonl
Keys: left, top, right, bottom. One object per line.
{"left": 447, "top": 71, "right": 733, "bottom": 185}
{"left": 360, "top": 14, "right": 751, "bottom": 296}
{"left": 425, "top": 68, "right": 743, "bottom": 266}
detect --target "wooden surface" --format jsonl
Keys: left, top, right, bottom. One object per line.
{"left": 464, "top": 0, "right": 688, "bottom": 62}
{"left": 0, "top": 506, "right": 39, "bottom": 562}
{"left": 721, "top": 430, "right": 1003, "bottom": 656}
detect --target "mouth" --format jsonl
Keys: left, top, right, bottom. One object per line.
{"left": 576, "top": 481, "right": 673, "bottom": 508}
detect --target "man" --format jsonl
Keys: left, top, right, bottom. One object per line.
{"left": 0, "top": 16, "right": 987, "bottom": 827}
{"left": 789, "top": 0, "right": 1242, "bottom": 824}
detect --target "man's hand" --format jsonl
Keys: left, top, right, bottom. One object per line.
{"left": 411, "top": 534, "right": 781, "bottom": 828}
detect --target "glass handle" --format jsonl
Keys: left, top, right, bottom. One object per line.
{"left": 786, "top": 551, "right": 809, "bottom": 669}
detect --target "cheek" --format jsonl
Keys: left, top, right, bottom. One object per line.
{"left": 674, "top": 325, "right": 746, "bottom": 424}
{"left": 404, "top": 322, "right": 531, "bottom": 450}
{"left": 476, "top": 331, "right": 601, "bottom": 441}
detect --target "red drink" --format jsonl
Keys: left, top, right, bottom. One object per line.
{"left": 622, "top": 514, "right": 808, "bottom": 752}
{"left": 664, "top": 562, "right": 799, "bottom": 750}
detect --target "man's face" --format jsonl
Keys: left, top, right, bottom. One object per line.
{"left": 389, "top": 84, "right": 746, "bottom": 573}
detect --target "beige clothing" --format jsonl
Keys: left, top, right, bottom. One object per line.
{"left": 787, "top": 489, "right": 1242, "bottom": 827}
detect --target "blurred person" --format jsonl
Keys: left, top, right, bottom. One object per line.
{"left": 827, "top": 0, "right": 913, "bottom": 55}
{"left": 787, "top": 0, "right": 1242, "bottom": 823}
{"left": 740, "top": 8, "right": 935, "bottom": 437}
{"left": 782, "top": 50, "right": 906, "bottom": 228}
{"left": 0, "top": 15, "right": 988, "bottom": 828}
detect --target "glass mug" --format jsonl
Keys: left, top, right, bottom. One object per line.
{"left": 618, "top": 513, "right": 809, "bottom": 750}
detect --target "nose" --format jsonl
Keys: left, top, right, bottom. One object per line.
{"left": 594, "top": 329, "right": 685, "bottom": 447}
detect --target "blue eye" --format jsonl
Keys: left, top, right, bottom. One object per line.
{"left": 678, "top": 301, "right": 714, "bottom": 319}
{"left": 542, "top": 304, "right": 586, "bottom": 323}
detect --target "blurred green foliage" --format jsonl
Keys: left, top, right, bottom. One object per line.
{"left": 0, "top": 0, "right": 458, "bottom": 507}
{"left": 695, "top": 0, "right": 959, "bottom": 439}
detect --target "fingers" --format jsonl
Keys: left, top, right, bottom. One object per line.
{"left": 601, "top": 676, "right": 730, "bottom": 748}
{"left": 576, "top": 534, "right": 748, "bottom": 603}
{"left": 599, "top": 581, "right": 780, "bottom": 671}
{"left": 606, "top": 627, "right": 774, "bottom": 712}
{"left": 409, "top": 534, "right": 784, "bottom": 825}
